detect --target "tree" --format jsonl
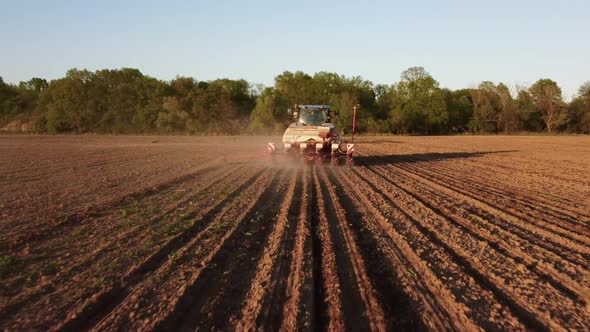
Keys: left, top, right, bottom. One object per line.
{"left": 0, "top": 77, "right": 20, "bottom": 126}
{"left": 565, "top": 82, "right": 590, "bottom": 133}
{"left": 249, "top": 88, "right": 285, "bottom": 133}
{"left": 529, "top": 79, "right": 565, "bottom": 133}
{"left": 579, "top": 81, "right": 590, "bottom": 98}
{"left": 515, "top": 88, "right": 543, "bottom": 131}
{"left": 250, "top": 71, "right": 376, "bottom": 133}
{"left": 395, "top": 67, "right": 448, "bottom": 134}
{"left": 19, "top": 78, "right": 48, "bottom": 92}
{"left": 274, "top": 71, "right": 314, "bottom": 105}
{"left": 34, "top": 68, "right": 168, "bottom": 133}
{"left": 444, "top": 88, "right": 474, "bottom": 133}
{"left": 470, "top": 81, "right": 501, "bottom": 133}
{"left": 0, "top": 77, "right": 47, "bottom": 129}
{"left": 2, "top": 67, "right": 581, "bottom": 135}
{"left": 496, "top": 83, "right": 518, "bottom": 133}
{"left": 330, "top": 91, "right": 358, "bottom": 134}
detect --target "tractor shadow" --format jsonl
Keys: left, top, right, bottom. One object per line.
{"left": 356, "top": 150, "right": 518, "bottom": 166}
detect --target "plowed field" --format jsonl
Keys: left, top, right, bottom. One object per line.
{"left": 1, "top": 135, "right": 589, "bottom": 331}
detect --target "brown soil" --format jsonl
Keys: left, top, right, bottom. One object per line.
{"left": 0, "top": 135, "right": 589, "bottom": 331}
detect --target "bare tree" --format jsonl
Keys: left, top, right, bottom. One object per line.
{"left": 471, "top": 81, "right": 500, "bottom": 133}
{"left": 529, "top": 79, "right": 565, "bottom": 133}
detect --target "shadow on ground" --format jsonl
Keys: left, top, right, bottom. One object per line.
{"left": 356, "top": 150, "right": 518, "bottom": 166}
{"left": 357, "top": 139, "right": 405, "bottom": 144}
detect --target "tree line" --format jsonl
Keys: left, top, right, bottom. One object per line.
{"left": 1, "top": 67, "right": 589, "bottom": 134}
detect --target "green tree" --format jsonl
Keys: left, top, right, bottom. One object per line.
{"left": 330, "top": 91, "right": 359, "bottom": 134}
{"left": 0, "top": 77, "right": 46, "bottom": 129}
{"left": 444, "top": 88, "right": 474, "bottom": 133}
{"left": 249, "top": 88, "right": 285, "bottom": 133}
{"left": 395, "top": 67, "right": 448, "bottom": 134}
{"left": 19, "top": 78, "right": 48, "bottom": 92}
{"left": 0, "top": 77, "right": 20, "bottom": 126}
{"left": 36, "top": 68, "right": 167, "bottom": 133}
{"left": 565, "top": 82, "right": 590, "bottom": 133}
{"left": 274, "top": 71, "right": 315, "bottom": 105}
{"left": 515, "top": 88, "right": 543, "bottom": 131}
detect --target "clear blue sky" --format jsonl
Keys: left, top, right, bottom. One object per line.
{"left": 1, "top": 0, "right": 588, "bottom": 99}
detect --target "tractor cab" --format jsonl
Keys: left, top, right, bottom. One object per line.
{"left": 277, "top": 104, "right": 354, "bottom": 166}
{"left": 294, "top": 105, "right": 332, "bottom": 126}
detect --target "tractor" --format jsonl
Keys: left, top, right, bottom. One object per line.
{"left": 268, "top": 104, "right": 357, "bottom": 166}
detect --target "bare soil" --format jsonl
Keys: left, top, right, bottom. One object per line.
{"left": 0, "top": 135, "right": 589, "bottom": 331}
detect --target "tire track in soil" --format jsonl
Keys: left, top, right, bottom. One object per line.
{"left": 0, "top": 164, "right": 249, "bottom": 324}
{"left": 52, "top": 167, "right": 268, "bottom": 332}
{"left": 353, "top": 162, "right": 590, "bottom": 329}
{"left": 363, "top": 163, "right": 590, "bottom": 296}
{"left": 149, "top": 169, "right": 292, "bottom": 331}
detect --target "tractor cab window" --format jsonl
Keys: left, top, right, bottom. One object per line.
{"left": 299, "top": 109, "right": 327, "bottom": 126}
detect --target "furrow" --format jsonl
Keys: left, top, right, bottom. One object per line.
{"left": 280, "top": 169, "right": 314, "bottom": 331}
{"left": 334, "top": 167, "right": 480, "bottom": 331}
{"left": 312, "top": 168, "right": 381, "bottom": 331}
{"left": 0, "top": 161, "right": 223, "bottom": 250}
{"left": 51, "top": 167, "right": 267, "bottom": 332}
{"left": 396, "top": 160, "right": 590, "bottom": 237}
{"left": 235, "top": 168, "right": 302, "bottom": 330}
{"left": 0, "top": 164, "right": 249, "bottom": 324}
{"left": 375, "top": 159, "right": 590, "bottom": 265}
{"left": 354, "top": 164, "right": 589, "bottom": 329}
{"left": 365, "top": 163, "right": 590, "bottom": 296}
{"left": 318, "top": 167, "right": 387, "bottom": 331}
{"left": 364, "top": 144, "right": 589, "bottom": 213}
{"left": 310, "top": 168, "right": 346, "bottom": 331}
{"left": 358, "top": 150, "right": 590, "bottom": 259}
{"left": 85, "top": 167, "right": 278, "bottom": 332}
{"left": 349, "top": 164, "right": 546, "bottom": 330}
{"left": 414, "top": 161, "right": 590, "bottom": 223}
{"left": 146, "top": 169, "right": 291, "bottom": 331}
